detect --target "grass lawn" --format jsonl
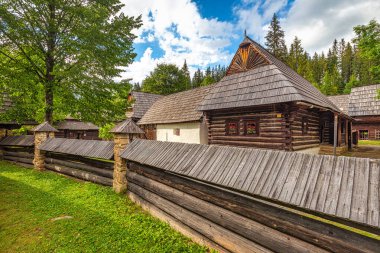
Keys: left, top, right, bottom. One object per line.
{"left": 359, "top": 140, "right": 380, "bottom": 146}
{"left": 0, "top": 161, "right": 207, "bottom": 253}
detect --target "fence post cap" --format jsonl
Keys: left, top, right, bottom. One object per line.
{"left": 110, "top": 119, "right": 144, "bottom": 134}
{"left": 32, "top": 121, "right": 59, "bottom": 133}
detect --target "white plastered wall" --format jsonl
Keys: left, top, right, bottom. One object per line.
{"left": 156, "top": 122, "right": 206, "bottom": 144}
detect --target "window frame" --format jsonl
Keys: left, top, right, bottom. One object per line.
{"left": 243, "top": 118, "right": 260, "bottom": 136}
{"left": 226, "top": 120, "right": 240, "bottom": 136}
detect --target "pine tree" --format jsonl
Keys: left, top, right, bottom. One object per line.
{"left": 265, "top": 13, "right": 287, "bottom": 61}
{"left": 181, "top": 60, "right": 191, "bottom": 90}
{"left": 192, "top": 68, "right": 203, "bottom": 88}
{"left": 287, "top": 37, "right": 305, "bottom": 74}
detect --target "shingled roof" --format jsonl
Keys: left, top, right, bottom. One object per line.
{"left": 56, "top": 118, "right": 99, "bottom": 131}
{"left": 199, "top": 36, "right": 341, "bottom": 113}
{"left": 348, "top": 84, "right": 380, "bottom": 117}
{"left": 128, "top": 92, "right": 163, "bottom": 120}
{"left": 110, "top": 118, "right": 144, "bottom": 134}
{"left": 32, "top": 121, "right": 58, "bottom": 132}
{"left": 138, "top": 86, "right": 212, "bottom": 125}
{"left": 328, "top": 95, "right": 349, "bottom": 114}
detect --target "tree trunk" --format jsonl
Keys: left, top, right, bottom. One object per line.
{"left": 44, "top": 1, "right": 56, "bottom": 124}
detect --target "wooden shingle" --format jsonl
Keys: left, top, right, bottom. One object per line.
{"left": 138, "top": 86, "right": 213, "bottom": 125}
{"left": 199, "top": 37, "right": 341, "bottom": 113}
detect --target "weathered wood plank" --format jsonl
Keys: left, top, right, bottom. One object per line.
{"left": 367, "top": 160, "right": 380, "bottom": 227}
{"left": 128, "top": 182, "right": 272, "bottom": 253}
{"left": 128, "top": 171, "right": 328, "bottom": 253}
{"left": 324, "top": 156, "right": 346, "bottom": 215}
{"left": 336, "top": 157, "right": 355, "bottom": 219}
{"left": 127, "top": 191, "right": 231, "bottom": 253}
{"left": 350, "top": 158, "right": 370, "bottom": 224}
{"left": 128, "top": 162, "right": 380, "bottom": 253}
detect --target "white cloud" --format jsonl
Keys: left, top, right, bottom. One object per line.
{"left": 233, "top": 0, "right": 288, "bottom": 43}
{"left": 119, "top": 0, "right": 235, "bottom": 83}
{"left": 283, "top": 0, "right": 380, "bottom": 54}
{"left": 119, "top": 0, "right": 380, "bottom": 83}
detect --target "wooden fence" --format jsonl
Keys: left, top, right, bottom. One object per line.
{"left": 121, "top": 139, "right": 380, "bottom": 253}
{"left": 0, "top": 135, "right": 34, "bottom": 168}
{"left": 40, "top": 138, "right": 114, "bottom": 186}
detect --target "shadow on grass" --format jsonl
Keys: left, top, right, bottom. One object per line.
{"left": 0, "top": 163, "right": 206, "bottom": 253}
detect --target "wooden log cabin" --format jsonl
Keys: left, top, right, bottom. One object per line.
{"left": 329, "top": 84, "right": 380, "bottom": 141}
{"left": 198, "top": 36, "right": 353, "bottom": 155}
{"left": 55, "top": 117, "right": 100, "bottom": 140}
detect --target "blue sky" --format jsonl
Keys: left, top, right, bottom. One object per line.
{"left": 120, "top": 0, "right": 379, "bottom": 83}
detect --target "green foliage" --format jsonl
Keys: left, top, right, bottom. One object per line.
{"left": 11, "top": 125, "right": 34, "bottom": 136}
{"left": 142, "top": 63, "right": 189, "bottom": 95}
{"left": 343, "top": 75, "right": 359, "bottom": 94}
{"left": 265, "top": 13, "right": 287, "bottom": 61}
{"left": 0, "top": 0, "right": 141, "bottom": 124}
{"left": 353, "top": 19, "right": 380, "bottom": 83}
{"left": 200, "top": 75, "right": 215, "bottom": 86}
{"left": 98, "top": 123, "right": 115, "bottom": 140}
{"left": 0, "top": 162, "right": 207, "bottom": 252}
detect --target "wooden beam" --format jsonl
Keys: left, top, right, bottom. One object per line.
{"left": 334, "top": 114, "right": 338, "bottom": 155}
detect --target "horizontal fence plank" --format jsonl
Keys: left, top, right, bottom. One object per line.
{"left": 128, "top": 182, "right": 273, "bottom": 253}
{"left": 127, "top": 170, "right": 328, "bottom": 253}
{"left": 46, "top": 163, "right": 112, "bottom": 186}
{"left": 45, "top": 157, "right": 113, "bottom": 179}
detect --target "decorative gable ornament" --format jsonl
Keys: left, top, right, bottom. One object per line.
{"left": 226, "top": 42, "right": 270, "bottom": 76}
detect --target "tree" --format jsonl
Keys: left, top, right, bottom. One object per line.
{"left": 192, "top": 68, "right": 204, "bottom": 88}
{"left": 343, "top": 74, "right": 359, "bottom": 94}
{"left": 141, "top": 63, "right": 188, "bottom": 95}
{"left": 181, "top": 60, "right": 191, "bottom": 90}
{"left": 353, "top": 19, "right": 380, "bottom": 83}
{"left": 287, "top": 37, "right": 307, "bottom": 75}
{"left": 265, "top": 13, "right": 287, "bottom": 61}
{"left": 0, "top": 0, "right": 141, "bottom": 124}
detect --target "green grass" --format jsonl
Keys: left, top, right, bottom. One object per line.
{"left": 0, "top": 161, "right": 208, "bottom": 253}
{"left": 359, "top": 140, "right": 380, "bottom": 146}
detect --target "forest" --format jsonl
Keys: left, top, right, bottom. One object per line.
{"left": 139, "top": 17, "right": 380, "bottom": 96}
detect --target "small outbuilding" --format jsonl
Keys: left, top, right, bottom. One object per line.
{"left": 329, "top": 84, "right": 380, "bottom": 141}
{"left": 55, "top": 117, "right": 100, "bottom": 140}
{"left": 138, "top": 86, "right": 211, "bottom": 144}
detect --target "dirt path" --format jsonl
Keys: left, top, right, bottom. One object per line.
{"left": 343, "top": 145, "right": 380, "bottom": 159}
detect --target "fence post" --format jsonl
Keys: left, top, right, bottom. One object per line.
{"left": 110, "top": 119, "right": 144, "bottom": 193}
{"left": 32, "top": 122, "right": 58, "bottom": 171}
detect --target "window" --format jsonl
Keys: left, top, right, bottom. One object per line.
{"left": 173, "top": 128, "right": 180, "bottom": 136}
{"left": 226, "top": 120, "right": 239, "bottom": 135}
{"left": 376, "top": 130, "right": 380, "bottom": 140}
{"left": 244, "top": 119, "right": 259, "bottom": 136}
{"left": 359, "top": 130, "right": 369, "bottom": 140}
{"left": 302, "top": 117, "right": 308, "bottom": 135}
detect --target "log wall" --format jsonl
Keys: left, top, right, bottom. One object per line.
{"left": 1, "top": 146, "right": 34, "bottom": 168}
{"left": 207, "top": 105, "right": 291, "bottom": 150}
{"left": 126, "top": 161, "right": 379, "bottom": 253}
{"left": 289, "top": 105, "right": 321, "bottom": 150}
{"left": 44, "top": 152, "right": 113, "bottom": 186}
